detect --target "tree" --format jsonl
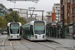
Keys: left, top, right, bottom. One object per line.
{"left": 5, "top": 15, "right": 14, "bottom": 22}
{"left": 1, "top": 17, "right": 8, "bottom": 29}
{"left": 10, "top": 11, "right": 20, "bottom": 22}
{"left": 0, "top": 17, "right": 8, "bottom": 29}
{"left": 5, "top": 11, "right": 20, "bottom": 22}
{"left": 0, "top": 17, "right": 3, "bottom": 28}
{"left": 18, "top": 17, "right": 27, "bottom": 25}
{"left": 8, "top": 8, "right": 13, "bottom": 12}
{"left": 5, "top": 11, "right": 27, "bottom": 25}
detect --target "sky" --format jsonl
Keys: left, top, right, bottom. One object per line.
{"left": 0, "top": 0, "right": 60, "bottom": 12}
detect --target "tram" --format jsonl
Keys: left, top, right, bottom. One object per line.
{"left": 7, "top": 22, "right": 22, "bottom": 40}
{"left": 22, "top": 21, "right": 46, "bottom": 41}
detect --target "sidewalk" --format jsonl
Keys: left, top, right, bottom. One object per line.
{"left": 47, "top": 37, "right": 75, "bottom": 48}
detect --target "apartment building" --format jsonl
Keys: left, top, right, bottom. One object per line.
{"left": 60, "top": 0, "right": 75, "bottom": 25}
{"left": 0, "top": 4, "right": 9, "bottom": 16}
{"left": 53, "top": 4, "right": 60, "bottom": 23}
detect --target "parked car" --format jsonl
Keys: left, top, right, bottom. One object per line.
{"left": 1, "top": 31, "right": 7, "bottom": 35}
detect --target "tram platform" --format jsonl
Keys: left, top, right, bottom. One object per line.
{"left": 47, "top": 38, "right": 75, "bottom": 48}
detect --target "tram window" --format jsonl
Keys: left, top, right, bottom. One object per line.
{"left": 30, "top": 25, "right": 33, "bottom": 30}
{"left": 30, "top": 25, "right": 33, "bottom": 34}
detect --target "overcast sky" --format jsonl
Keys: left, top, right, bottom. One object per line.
{"left": 0, "top": 0, "right": 60, "bottom": 12}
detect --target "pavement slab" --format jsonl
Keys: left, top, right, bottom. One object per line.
{"left": 47, "top": 38, "right": 75, "bottom": 49}
{"left": 0, "top": 47, "right": 4, "bottom": 50}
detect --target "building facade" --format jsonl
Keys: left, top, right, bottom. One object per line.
{"left": 46, "top": 11, "right": 52, "bottom": 23}
{"left": 53, "top": 4, "right": 60, "bottom": 23}
{"left": 52, "top": 10, "right": 56, "bottom": 22}
{"left": 0, "top": 4, "right": 9, "bottom": 16}
{"left": 60, "top": 0, "right": 75, "bottom": 25}
{"left": 72, "top": 0, "right": 75, "bottom": 22}
{"left": 46, "top": 4, "right": 60, "bottom": 24}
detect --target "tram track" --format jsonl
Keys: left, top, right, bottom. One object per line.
{"left": 33, "top": 41, "right": 71, "bottom": 50}
{"left": 4, "top": 38, "right": 75, "bottom": 50}
{"left": 35, "top": 41, "right": 75, "bottom": 50}
{"left": 4, "top": 38, "right": 30, "bottom": 50}
{"left": 19, "top": 39, "right": 31, "bottom": 50}
{"left": 4, "top": 39, "right": 16, "bottom": 50}
{"left": 0, "top": 38, "right": 7, "bottom": 50}
{"left": 20, "top": 39, "right": 57, "bottom": 50}
{"left": 19, "top": 39, "right": 53, "bottom": 50}
{"left": 19, "top": 39, "right": 71, "bottom": 50}
{"left": 4, "top": 39, "right": 7, "bottom": 50}
{"left": 34, "top": 42, "right": 57, "bottom": 50}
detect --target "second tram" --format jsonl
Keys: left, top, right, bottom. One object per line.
{"left": 22, "top": 21, "right": 46, "bottom": 41}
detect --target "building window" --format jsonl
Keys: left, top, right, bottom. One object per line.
{"left": 72, "top": 8, "right": 75, "bottom": 13}
{"left": 72, "top": 0, "right": 75, "bottom": 4}
{"left": 68, "top": 0, "right": 70, "bottom": 2}
{"left": 67, "top": 6, "right": 70, "bottom": 9}
{"left": 63, "top": 0, "right": 64, "bottom": 5}
{"left": 67, "top": 12, "right": 70, "bottom": 16}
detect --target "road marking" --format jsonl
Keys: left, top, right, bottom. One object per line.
{"left": 10, "top": 42, "right": 13, "bottom": 47}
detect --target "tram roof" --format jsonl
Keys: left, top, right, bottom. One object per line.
{"left": 7, "top": 22, "right": 22, "bottom": 26}
{"left": 24, "top": 21, "right": 46, "bottom": 25}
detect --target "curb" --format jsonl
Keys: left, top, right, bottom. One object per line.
{"left": 47, "top": 39, "right": 61, "bottom": 45}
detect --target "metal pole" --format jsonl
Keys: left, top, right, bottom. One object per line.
{"left": 27, "top": 11, "right": 28, "bottom": 22}
{"left": 42, "top": 11, "right": 44, "bottom": 21}
{"left": 62, "top": 6, "right": 65, "bottom": 38}
{"left": 58, "top": 10, "right": 60, "bottom": 38}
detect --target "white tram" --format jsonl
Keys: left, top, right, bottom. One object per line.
{"left": 22, "top": 21, "right": 46, "bottom": 41}
{"left": 7, "top": 22, "right": 22, "bottom": 40}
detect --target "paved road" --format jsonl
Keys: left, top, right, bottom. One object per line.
{"left": 0, "top": 35, "right": 75, "bottom": 50}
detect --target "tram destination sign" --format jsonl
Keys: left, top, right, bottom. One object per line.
{"left": 35, "top": 23, "right": 44, "bottom": 26}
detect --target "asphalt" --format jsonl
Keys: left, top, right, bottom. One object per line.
{"left": 0, "top": 35, "right": 75, "bottom": 50}
{"left": 47, "top": 38, "right": 75, "bottom": 48}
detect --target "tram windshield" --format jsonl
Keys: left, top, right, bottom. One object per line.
{"left": 10, "top": 23, "right": 19, "bottom": 34}
{"left": 34, "top": 22, "right": 45, "bottom": 34}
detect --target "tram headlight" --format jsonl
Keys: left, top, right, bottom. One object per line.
{"left": 35, "top": 35, "right": 37, "bottom": 38}
{"left": 43, "top": 35, "right": 46, "bottom": 38}
{"left": 43, "top": 35, "right": 44, "bottom": 38}
{"left": 11, "top": 36, "right": 13, "bottom": 37}
{"left": 17, "top": 35, "right": 19, "bottom": 37}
